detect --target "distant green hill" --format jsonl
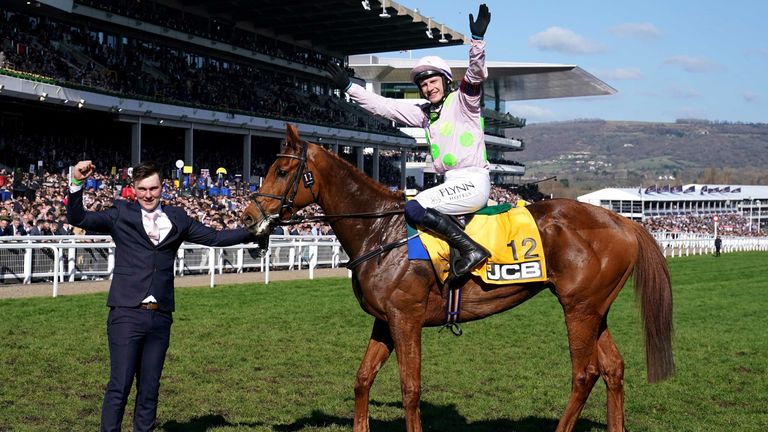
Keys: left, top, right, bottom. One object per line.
{"left": 507, "top": 120, "right": 768, "bottom": 198}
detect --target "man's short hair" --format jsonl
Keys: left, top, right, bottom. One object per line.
{"left": 132, "top": 162, "right": 162, "bottom": 183}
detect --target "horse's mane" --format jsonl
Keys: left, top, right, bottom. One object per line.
{"left": 310, "top": 142, "right": 406, "bottom": 202}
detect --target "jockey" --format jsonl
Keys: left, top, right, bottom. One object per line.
{"left": 328, "top": 4, "right": 492, "bottom": 277}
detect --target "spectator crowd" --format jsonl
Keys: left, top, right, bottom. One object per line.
{"left": 0, "top": 168, "right": 260, "bottom": 237}
{"left": 1, "top": 164, "right": 765, "bottom": 239}
{"left": 0, "top": 5, "right": 403, "bottom": 136}
{"left": 0, "top": 164, "right": 555, "bottom": 238}
{"left": 640, "top": 213, "right": 764, "bottom": 237}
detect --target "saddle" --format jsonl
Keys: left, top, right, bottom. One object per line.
{"left": 408, "top": 204, "right": 548, "bottom": 284}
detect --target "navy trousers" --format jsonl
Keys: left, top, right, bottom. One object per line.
{"left": 101, "top": 307, "right": 172, "bottom": 432}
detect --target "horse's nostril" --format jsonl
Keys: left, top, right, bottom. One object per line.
{"left": 243, "top": 215, "right": 253, "bottom": 225}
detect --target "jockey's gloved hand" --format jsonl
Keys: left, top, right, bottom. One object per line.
{"left": 469, "top": 4, "right": 491, "bottom": 40}
{"left": 327, "top": 63, "right": 351, "bottom": 91}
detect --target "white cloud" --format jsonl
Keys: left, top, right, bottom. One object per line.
{"left": 668, "top": 87, "right": 700, "bottom": 99}
{"left": 742, "top": 91, "right": 759, "bottom": 103}
{"left": 528, "top": 27, "right": 605, "bottom": 54}
{"left": 663, "top": 56, "right": 725, "bottom": 73}
{"left": 599, "top": 68, "right": 642, "bottom": 80}
{"left": 506, "top": 104, "right": 555, "bottom": 122}
{"left": 610, "top": 22, "right": 662, "bottom": 39}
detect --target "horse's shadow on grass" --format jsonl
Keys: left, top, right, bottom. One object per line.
{"left": 273, "top": 400, "right": 605, "bottom": 432}
{"left": 162, "top": 414, "right": 264, "bottom": 431}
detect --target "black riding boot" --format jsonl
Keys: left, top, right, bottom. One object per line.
{"left": 420, "top": 208, "right": 490, "bottom": 276}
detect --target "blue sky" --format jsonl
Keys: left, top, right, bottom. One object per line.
{"left": 379, "top": 0, "right": 768, "bottom": 124}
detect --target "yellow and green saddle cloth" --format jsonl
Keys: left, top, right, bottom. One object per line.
{"left": 407, "top": 204, "right": 548, "bottom": 284}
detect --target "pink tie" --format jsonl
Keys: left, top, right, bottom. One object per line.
{"left": 146, "top": 212, "right": 160, "bottom": 245}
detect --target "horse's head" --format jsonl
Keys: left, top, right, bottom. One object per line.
{"left": 242, "top": 123, "right": 318, "bottom": 237}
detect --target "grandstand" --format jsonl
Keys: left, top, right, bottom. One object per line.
{"left": 578, "top": 184, "right": 768, "bottom": 232}
{"left": 1, "top": 0, "right": 613, "bottom": 191}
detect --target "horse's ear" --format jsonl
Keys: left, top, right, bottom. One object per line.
{"left": 285, "top": 123, "right": 301, "bottom": 150}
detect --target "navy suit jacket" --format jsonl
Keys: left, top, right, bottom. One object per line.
{"left": 67, "top": 189, "right": 254, "bottom": 311}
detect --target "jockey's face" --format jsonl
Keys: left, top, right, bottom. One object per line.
{"left": 419, "top": 75, "right": 445, "bottom": 105}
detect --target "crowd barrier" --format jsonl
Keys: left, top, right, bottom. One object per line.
{"left": 651, "top": 232, "right": 768, "bottom": 257}
{"left": 2, "top": 233, "right": 767, "bottom": 297}
{"left": 0, "top": 235, "right": 349, "bottom": 297}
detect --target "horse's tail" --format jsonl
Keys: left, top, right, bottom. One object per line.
{"left": 631, "top": 222, "right": 674, "bottom": 382}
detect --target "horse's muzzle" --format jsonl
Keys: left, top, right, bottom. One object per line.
{"left": 242, "top": 204, "right": 277, "bottom": 237}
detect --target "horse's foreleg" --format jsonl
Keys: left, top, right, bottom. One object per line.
{"left": 353, "top": 318, "right": 394, "bottom": 432}
{"left": 597, "top": 328, "right": 625, "bottom": 432}
{"left": 389, "top": 317, "right": 424, "bottom": 432}
{"left": 556, "top": 314, "right": 602, "bottom": 432}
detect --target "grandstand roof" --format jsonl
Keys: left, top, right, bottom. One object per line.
{"left": 33, "top": 0, "right": 614, "bottom": 102}
{"left": 29, "top": 1, "right": 465, "bottom": 55}
{"left": 349, "top": 56, "right": 616, "bottom": 102}
{"left": 174, "top": 0, "right": 467, "bottom": 55}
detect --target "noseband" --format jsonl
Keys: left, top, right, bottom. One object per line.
{"left": 249, "top": 140, "right": 317, "bottom": 228}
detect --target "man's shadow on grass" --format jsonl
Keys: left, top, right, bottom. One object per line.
{"left": 273, "top": 400, "right": 605, "bottom": 432}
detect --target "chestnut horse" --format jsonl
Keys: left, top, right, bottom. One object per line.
{"left": 242, "top": 124, "right": 673, "bottom": 432}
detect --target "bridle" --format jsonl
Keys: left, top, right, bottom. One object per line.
{"left": 248, "top": 139, "right": 317, "bottom": 229}
{"left": 247, "top": 139, "right": 410, "bottom": 270}
{"left": 247, "top": 140, "right": 404, "bottom": 231}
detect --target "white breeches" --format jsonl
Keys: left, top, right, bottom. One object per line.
{"left": 413, "top": 167, "right": 490, "bottom": 215}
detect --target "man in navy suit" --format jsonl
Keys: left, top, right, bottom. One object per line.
{"left": 67, "top": 160, "right": 255, "bottom": 432}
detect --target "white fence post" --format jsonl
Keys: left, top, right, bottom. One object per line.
{"left": 237, "top": 248, "right": 244, "bottom": 273}
{"left": 68, "top": 246, "right": 76, "bottom": 281}
{"left": 264, "top": 248, "right": 271, "bottom": 285}
{"left": 51, "top": 247, "right": 60, "bottom": 297}
{"left": 209, "top": 247, "right": 216, "bottom": 288}
{"left": 23, "top": 247, "right": 33, "bottom": 284}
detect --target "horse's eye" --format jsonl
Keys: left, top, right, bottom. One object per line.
{"left": 276, "top": 168, "right": 288, "bottom": 177}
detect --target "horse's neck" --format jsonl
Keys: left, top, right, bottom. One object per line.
{"left": 316, "top": 157, "right": 401, "bottom": 257}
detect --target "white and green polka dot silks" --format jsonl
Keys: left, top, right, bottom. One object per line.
{"left": 346, "top": 38, "right": 490, "bottom": 176}
{"left": 424, "top": 91, "right": 489, "bottom": 174}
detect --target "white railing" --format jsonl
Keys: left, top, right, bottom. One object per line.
{"left": 2, "top": 233, "right": 767, "bottom": 297}
{"left": 651, "top": 232, "right": 768, "bottom": 257}
{"left": 0, "top": 235, "right": 350, "bottom": 297}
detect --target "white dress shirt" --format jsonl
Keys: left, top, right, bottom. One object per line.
{"left": 141, "top": 207, "right": 171, "bottom": 245}
{"left": 141, "top": 206, "right": 171, "bottom": 304}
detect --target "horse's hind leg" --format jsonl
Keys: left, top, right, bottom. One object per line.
{"left": 597, "top": 328, "right": 625, "bottom": 432}
{"left": 353, "top": 319, "right": 394, "bottom": 432}
{"left": 556, "top": 314, "right": 602, "bottom": 432}
{"left": 557, "top": 316, "right": 626, "bottom": 432}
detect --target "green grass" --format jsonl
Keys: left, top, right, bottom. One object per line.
{"left": 1, "top": 252, "right": 767, "bottom": 431}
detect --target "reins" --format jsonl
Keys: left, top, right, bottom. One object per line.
{"left": 276, "top": 209, "right": 404, "bottom": 226}
{"left": 279, "top": 208, "right": 409, "bottom": 270}
{"left": 345, "top": 232, "right": 419, "bottom": 269}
